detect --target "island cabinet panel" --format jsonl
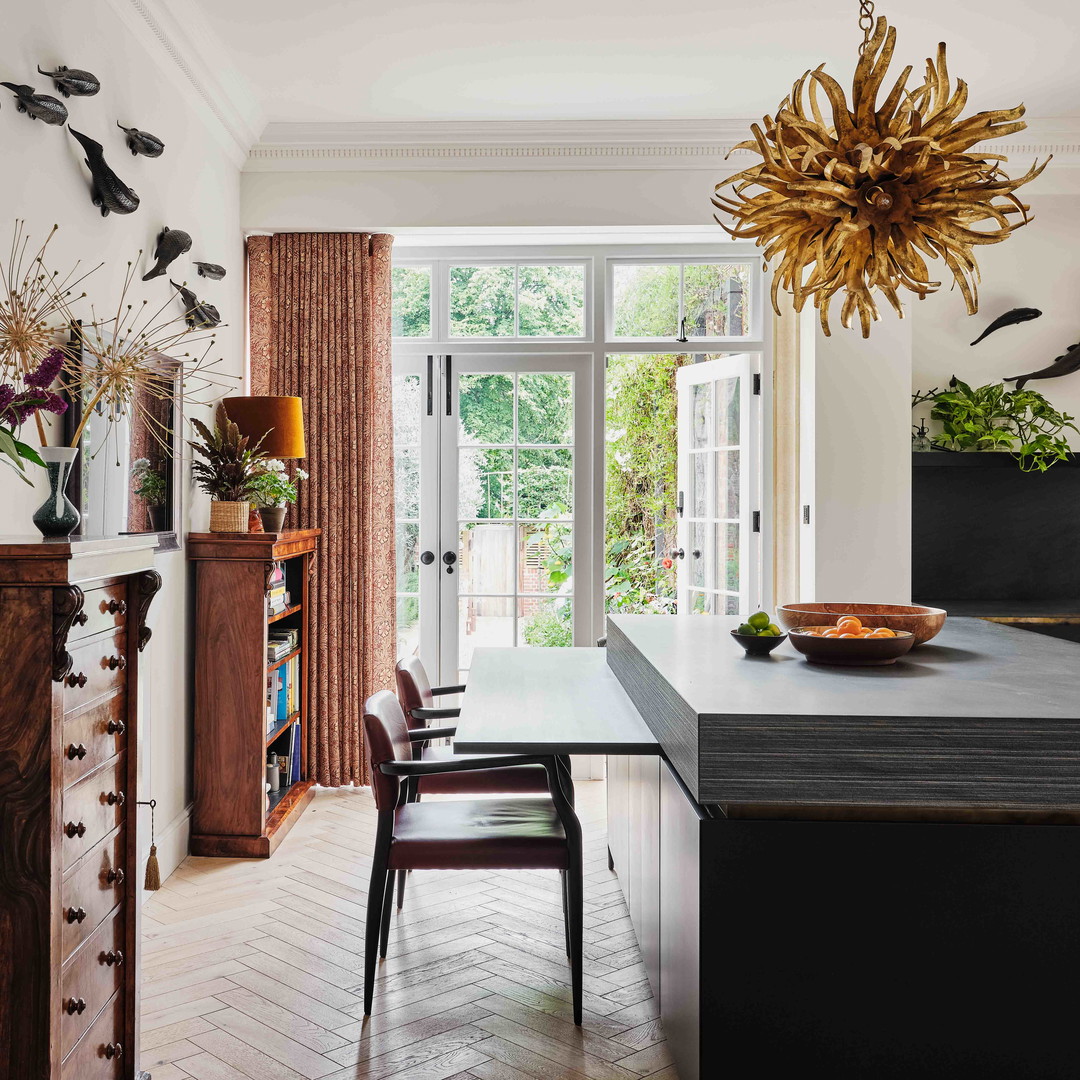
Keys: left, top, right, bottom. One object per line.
{"left": 606, "top": 754, "right": 630, "bottom": 879}
{"left": 632, "top": 754, "right": 661, "bottom": 998}
{"left": 0, "top": 536, "right": 159, "bottom": 1080}
{"left": 659, "top": 760, "right": 701, "bottom": 1080}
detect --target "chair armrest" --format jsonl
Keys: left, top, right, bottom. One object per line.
{"left": 431, "top": 684, "right": 466, "bottom": 696}
{"left": 380, "top": 754, "right": 552, "bottom": 777}
{"left": 407, "top": 726, "right": 457, "bottom": 741}
{"left": 411, "top": 707, "right": 460, "bottom": 721}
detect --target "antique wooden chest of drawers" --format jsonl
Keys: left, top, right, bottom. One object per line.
{"left": 0, "top": 536, "right": 160, "bottom": 1080}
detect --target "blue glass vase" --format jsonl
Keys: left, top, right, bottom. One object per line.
{"left": 32, "top": 446, "right": 81, "bottom": 537}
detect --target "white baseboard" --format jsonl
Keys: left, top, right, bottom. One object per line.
{"left": 140, "top": 802, "right": 193, "bottom": 904}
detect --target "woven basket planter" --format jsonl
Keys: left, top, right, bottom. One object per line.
{"left": 209, "top": 500, "right": 250, "bottom": 533}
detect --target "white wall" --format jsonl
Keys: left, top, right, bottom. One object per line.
{"left": 913, "top": 187, "right": 1080, "bottom": 440}
{"left": 806, "top": 308, "right": 914, "bottom": 603}
{"left": 0, "top": 1, "right": 245, "bottom": 888}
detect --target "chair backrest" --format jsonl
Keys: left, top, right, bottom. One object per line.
{"left": 363, "top": 690, "right": 412, "bottom": 810}
{"left": 395, "top": 655, "right": 433, "bottom": 732}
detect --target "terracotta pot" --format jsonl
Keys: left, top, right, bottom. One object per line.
{"left": 209, "top": 500, "right": 250, "bottom": 533}
{"left": 259, "top": 506, "right": 287, "bottom": 533}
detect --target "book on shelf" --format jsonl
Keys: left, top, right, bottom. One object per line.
{"left": 268, "top": 639, "right": 293, "bottom": 662}
{"left": 287, "top": 720, "right": 301, "bottom": 784}
{"left": 268, "top": 590, "right": 292, "bottom": 615}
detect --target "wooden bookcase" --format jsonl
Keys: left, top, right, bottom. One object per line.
{"left": 188, "top": 529, "right": 320, "bottom": 857}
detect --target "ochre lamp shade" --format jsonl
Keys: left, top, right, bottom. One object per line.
{"left": 222, "top": 396, "right": 306, "bottom": 459}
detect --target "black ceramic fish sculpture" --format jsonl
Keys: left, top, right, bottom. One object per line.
{"left": 0, "top": 82, "right": 68, "bottom": 125}
{"left": 970, "top": 307, "right": 1042, "bottom": 346}
{"left": 194, "top": 261, "right": 226, "bottom": 280}
{"left": 171, "top": 280, "right": 221, "bottom": 330}
{"left": 1006, "top": 343, "right": 1080, "bottom": 390}
{"left": 68, "top": 127, "right": 140, "bottom": 217}
{"left": 117, "top": 121, "right": 165, "bottom": 158}
{"left": 36, "top": 64, "right": 100, "bottom": 97}
{"left": 143, "top": 228, "right": 192, "bottom": 281}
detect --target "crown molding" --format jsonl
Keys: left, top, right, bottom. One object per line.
{"left": 106, "top": 0, "right": 265, "bottom": 166}
{"left": 245, "top": 117, "right": 1080, "bottom": 174}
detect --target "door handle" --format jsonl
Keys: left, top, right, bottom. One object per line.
{"left": 669, "top": 548, "right": 685, "bottom": 560}
{"left": 420, "top": 551, "right": 435, "bottom": 565}
{"left": 442, "top": 551, "right": 456, "bottom": 574}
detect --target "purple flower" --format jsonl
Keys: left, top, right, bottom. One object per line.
{"left": 24, "top": 347, "right": 65, "bottom": 389}
{"left": 0, "top": 384, "right": 15, "bottom": 413}
{"left": 45, "top": 392, "right": 68, "bottom": 416}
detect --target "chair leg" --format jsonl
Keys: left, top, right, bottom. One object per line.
{"left": 561, "top": 870, "right": 571, "bottom": 957}
{"left": 379, "top": 870, "right": 395, "bottom": 958}
{"left": 396, "top": 863, "right": 407, "bottom": 910}
{"left": 566, "top": 850, "right": 584, "bottom": 1025}
{"left": 364, "top": 827, "right": 391, "bottom": 1015}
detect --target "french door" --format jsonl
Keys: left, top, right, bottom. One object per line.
{"left": 675, "top": 354, "right": 760, "bottom": 615}
{"left": 395, "top": 353, "right": 592, "bottom": 685}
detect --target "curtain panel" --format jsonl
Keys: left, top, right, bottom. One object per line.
{"left": 247, "top": 232, "right": 396, "bottom": 786}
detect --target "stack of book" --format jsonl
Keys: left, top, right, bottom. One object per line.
{"left": 265, "top": 652, "right": 301, "bottom": 733}
{"left": 267, "top": 629, "right": 297, "bottom": 663}
{"left": 267, "top": 561, "right": 292, "bottom": 615}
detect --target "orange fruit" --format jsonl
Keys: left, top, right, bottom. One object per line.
{"left": 839, "top": 632, "right": 858, "bottom": 639}
{"left": 821, "top": 629, "right": 839, "bottom": 638}
{"left": 837, "top": 616, "right": 862, "bottom": 633}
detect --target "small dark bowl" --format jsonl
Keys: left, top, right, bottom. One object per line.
{"left": 788, "top": 626, "right": 916, "bottom": 666}
{"left": 730, "top": 629, "right": 787, "bottom": 656}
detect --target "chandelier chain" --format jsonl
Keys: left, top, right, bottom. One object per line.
{"left": 857, "top": 0, "right": 876, "bottom": 55}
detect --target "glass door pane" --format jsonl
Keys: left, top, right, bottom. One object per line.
{"left": 676, "top": 354, "right": 757, "bottom": 616}
{"left": 441, "top": 358, "right": 583, "bottom": 682}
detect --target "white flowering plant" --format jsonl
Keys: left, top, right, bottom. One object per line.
{"left": 249, "top": 458, "right": 309, "bottom": 508}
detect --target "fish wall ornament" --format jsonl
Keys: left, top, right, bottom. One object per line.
{"left": 194, "top": 261, "right": 226, "bottom": 280}
{"left": 970, "top": 307, "right": 1042, "bottom": 346}
{"left": 0, "top": 82, "right": 68, "bottom": 124}
{"left": 171, "top": 280, "right": 221, "bottom": 330}
{"left": 36, "top": 65, "right": 100, "bottom": 97}
{"left": 1006, "top": 343, "right": 1080, "bottom": 390}
{"left": 68, "top": 127, "right": 140, "bottom": 217}
{"left": 143, "top": 228, "right": 192, "bottom": 281}
{"left": 117, "top": 122, "right": 165, "bottom": 158}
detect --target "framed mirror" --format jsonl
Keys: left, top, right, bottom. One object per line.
{"left": 63, "top": 326, "right": 183, "bottom": 552}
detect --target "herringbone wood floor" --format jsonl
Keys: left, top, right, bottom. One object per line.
{"left": 140, "top": 782, "right": 675, "bottom": 1080}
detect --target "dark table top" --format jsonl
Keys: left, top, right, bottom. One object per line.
{"left": 453, "top": 647, "right": 658, "bottom": 755}
{"left": 609, "top": 614, "right": 1080, "bottom": 722}
{"left": 919, "top": 599, "right": 1080, "bottom": 620}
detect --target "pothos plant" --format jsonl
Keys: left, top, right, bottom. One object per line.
{"left": 912, "top": 378, "right": 1078, "bottom": 473}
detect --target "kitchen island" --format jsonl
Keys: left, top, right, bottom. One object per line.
{"left": 603, "top": 614, "right": 1080, "bottom": 1080}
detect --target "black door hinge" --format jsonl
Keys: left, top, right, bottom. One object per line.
{"left": 752, "top": 510, "right": 761, "bottom": 533}
{"left": 753, "top": 373, "right": 761, "bottom": 396}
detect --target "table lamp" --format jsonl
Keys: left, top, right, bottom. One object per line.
{"left": 222, "top": 396, "right": 306, "bottom": 533}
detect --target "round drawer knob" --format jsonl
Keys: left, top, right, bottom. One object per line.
{"left": 64, "top": 821, "right": 87, "bottom": 839}
{"left": 66, "top": 907, "right": 87, "bottom": 924}
{"left": 103, "top": 950, "right": 124, "bottom": 967}
{"left": 106, "top": 719, "right": 126, "bottom": 736}
{"left": 74, "top": 611, "right": 89, "bottom": 626}
{"left": 104, "top": 1043, "right": 123, "bottom": 1059}
{"left": 107, "top": 790, "right": 125, "bottom": 806}
{"left": 66, "top": 997, "right": 87, "bottom": 1015}
{"left": 106, "top": 599, "right": 127, "bottom": 615}
{"left": 106, "top": 868, "right": 125, "bottom": 886}
{"left": 107, "top": 654, "right": 126, "bottom": 671}
{"left": 65, "top": 672, "right": 88, "bottom": 688}
{"left": 67, "top": 744, "right": 88, "bottom": 761}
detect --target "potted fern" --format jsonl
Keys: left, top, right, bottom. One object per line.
{"left": 189, "top": 404, "right": 269, "bottom": 532}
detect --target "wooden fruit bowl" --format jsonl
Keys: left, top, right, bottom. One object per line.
{"left": 776, "top": 603, "right": 947, "bottom": 645}
{"left": 788, "top": 626, "right": 916, "bottom": 666}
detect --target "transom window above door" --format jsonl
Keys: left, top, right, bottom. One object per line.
{"left": 392, "top": 261, "right": 589, "bottom": 341}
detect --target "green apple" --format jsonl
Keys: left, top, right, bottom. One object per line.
{"left": 747, "top": 611, "right": 771, "bottom": 631}
{"left": 737, "top": 622, "right": 756, "bottom": 636}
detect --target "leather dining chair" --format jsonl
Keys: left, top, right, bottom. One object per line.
{"left": 395, "top": 656, "right": 551, "bottom": 799}
{"left": 363, "top": 689, "right": 584, "bottom": 1024}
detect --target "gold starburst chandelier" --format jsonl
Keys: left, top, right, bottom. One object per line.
{"left": 712, "top": 0, "right": 1047, "bottom": 337}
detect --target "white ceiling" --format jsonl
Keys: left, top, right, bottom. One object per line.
{"left": 189, "top": 0, "right": 1078, "bottom": 128}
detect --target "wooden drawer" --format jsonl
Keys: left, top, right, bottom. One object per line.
{"left": 63, "top": 698, "right": 128, "bottom": 789}
{"left": 62, "top": 756, "right": 127, "bottom": 871}
{"left": 62, "top": 828, "right": 125, "bottom": 958}
{"left": 63, "top": 629, "right": 127, "bottom": 715}
{"left": 62, "top": 989, "right": 125, "bottom": 1080}
{"left": 61, "top": 907, "right": 125, "bottom": 1057}
{"left": 69, "top": 581, "right": 129, "bottom": 645}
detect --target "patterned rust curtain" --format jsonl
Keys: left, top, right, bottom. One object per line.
{"left": 247, "top": 232, "right": 396, "bottom": 786}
